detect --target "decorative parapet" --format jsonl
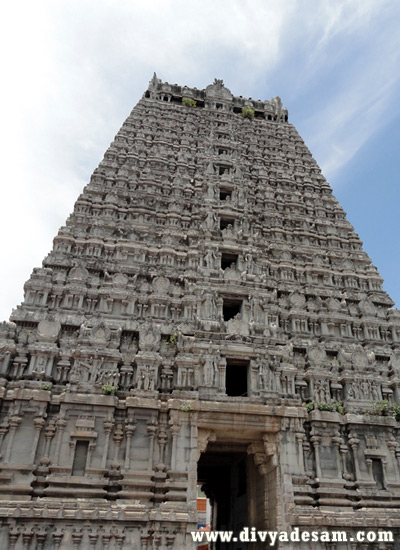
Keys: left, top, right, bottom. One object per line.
{"left": 144, "top": 73, "right": 289, "bottom": 122}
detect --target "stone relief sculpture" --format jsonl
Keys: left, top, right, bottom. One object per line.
{"left": 0, "top": 76, "right": 398, "bottom": 548}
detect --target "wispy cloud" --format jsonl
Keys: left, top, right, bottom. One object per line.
{"left": 282, "top": 1, "right": 400, "bottom": 179}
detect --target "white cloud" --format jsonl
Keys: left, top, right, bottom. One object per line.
{"left": 305, "top": 51, "right": 400, "bottom": 178}
{"left": 285, "top": 1, "right": 400, "bottom": 179}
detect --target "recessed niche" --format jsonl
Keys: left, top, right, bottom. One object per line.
{"left": 219, "top": 189, "right": 232, "bottom": 201}
{"left": 72, "top": 440, "right": 89, "bottom": 476}
{"left": 371, "top": 459, "right": 385, "bottom": 490}
{"left": 221, "top": 253, "right": 238, "bottom": 270}
{"left": 220, "top": 217, "right": 234, "bottom": 230}
{"left": 218, "top": 166, "right": 230, "bottom": 176}
{"left": 223, "top": 297, "right": 243, "bottom": 321}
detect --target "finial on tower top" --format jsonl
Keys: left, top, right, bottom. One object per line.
{"left": 205, "top": 79, "right": 233, "bottom": 100}
{"left": 149, "top": 72, "right": 161, "bottom": 90}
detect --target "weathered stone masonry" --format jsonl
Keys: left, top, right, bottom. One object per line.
{"left": 0, "top": 74, "right": 400, "bottom": 548}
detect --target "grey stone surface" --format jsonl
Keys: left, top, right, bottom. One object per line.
{"left": 0, "top": 75, "right": 399, "bottom": 548}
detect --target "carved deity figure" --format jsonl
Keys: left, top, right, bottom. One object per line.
{"left": 245, "top": 252, "right": 254, "bottom": 274}
{"left": 313, "top": 379, "right": 330, "bottom": 402}
{"left": 33, "top": 355, "right": 49, "bottom": 376}
{"left": 70, "top": 356, "right": 102, "bottom": 384}
{"left": 204, "top": 211, "right": 217, "bottom": 230}
{"left": 258, "top": 356, "right": 279, "bottom": 392}
{"left": 202, "top": 291, "right": 217, "bottom": 319}
{"left": 95, "top": 363, "right": 120, "bottom": 386}
{"left": 137, "top": 366, "right": 156, "bottom": 391}
{"left": 203, "top": 354, "right": 219, "bottom": 387}
{"left": 204, "top": 248, "right": 217, "bottom": 269}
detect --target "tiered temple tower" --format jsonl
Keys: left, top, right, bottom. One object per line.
{"left": 0, "top": 75, "right": 399, "bottom": 549}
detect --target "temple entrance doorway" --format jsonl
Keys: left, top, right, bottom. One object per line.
{"left": 197, "top": 443, "right": 267, "bottom": 550}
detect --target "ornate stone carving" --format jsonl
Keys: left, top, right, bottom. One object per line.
{"left": 0, "top": 75, "right": 398, "bottom": 547}
{"left": 37, "top": 319, "right": 61, "bottom": 342}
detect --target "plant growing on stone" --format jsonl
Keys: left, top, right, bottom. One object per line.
{"left": 102, "top": 384, "right": 118, "bottom": 395}
{"left": 369, "top": 400, "right": 400, "bottom": 420}
{"left": 42, "top": 383, "right": 52, "bottom": 391}
{"left": 168, "top": 332, "right": 179, "bottom": 346}
{"left": 182, "top": 97, "right": 196, "bottom": 108}
{"left": 334, "top": 402, "right": 344, "bottom": 415}
{"left": 179, "top": 401, "right": 192, "bottom": 412}
{"left": 393, "top": 404, "right": 400, "bottom": 421}
{"left": 241, "top": 107, "right": 255, "bottom": 119}
{"left": 370, "top": 399, "right": 391, "bottom": 416}
{"left": 303, "top": 401, "right": 314, "bottom": 413}
{"left": 303, "top": 401, "right": 344, "bottom": 414}
{"left": 316, "top": 402, "right": 336, "bottom": 412}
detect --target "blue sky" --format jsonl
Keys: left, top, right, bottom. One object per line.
{"left": 0, "top": 0, "right": 399, "bottom": 321}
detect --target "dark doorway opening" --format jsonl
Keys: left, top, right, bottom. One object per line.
{"left": 222, "top": 297, "right": 242, "bottom": 321}
{"left": 218, "top": 166, "right": 230, "bottom": 176}
{"left": 225, "top": 360, "right": 249, "bottom": 397}
{"left": 221, "top": 253, "right": 238, "bottom": 271}
{"left": 198, "top": 448, "right": 248, "bottom": 550}
{"left": 220, "top": 190, "right": 232, "bottom": 201}
{"left": 220, "top": 217, "right": 234, "bottom": 230}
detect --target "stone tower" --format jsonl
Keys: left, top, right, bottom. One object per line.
{"left": 0, "top": 74, "right": 399, "bottom": 549}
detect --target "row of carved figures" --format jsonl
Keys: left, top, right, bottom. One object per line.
{"left": 0, "top": 351, "right": 396, "bottom": 404}
{"left": 21, "top": 290, "right": 391, "bottom": 335}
